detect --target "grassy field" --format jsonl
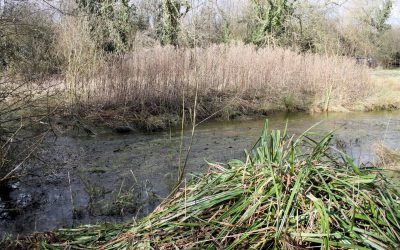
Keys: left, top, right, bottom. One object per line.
{"left": 358, "top": 68, "right": 400, "bottom": 111}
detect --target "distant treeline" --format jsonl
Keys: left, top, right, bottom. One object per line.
{"left": 0, "top": 0, "right": 399, "bottom": 78}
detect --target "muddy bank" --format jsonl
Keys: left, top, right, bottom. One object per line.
{"left": 1, "top": 110, "right": 400, "bottom": 236}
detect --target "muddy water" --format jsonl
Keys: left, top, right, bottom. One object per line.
{"left": 1, "top": 111, "right": 400, "bottom": 236}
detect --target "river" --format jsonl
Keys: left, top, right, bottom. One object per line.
{"left": 1, "top": 110, "right": 400, "bottom": 236}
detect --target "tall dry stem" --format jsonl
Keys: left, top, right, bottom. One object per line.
{"left": 59, "top": 43, "right": 372, "bottom": 120}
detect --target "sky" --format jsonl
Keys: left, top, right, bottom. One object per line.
{"left": 389, "top": 0, "right": 400, "bottom": 24}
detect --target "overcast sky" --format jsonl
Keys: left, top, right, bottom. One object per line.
{"left": 389, "top": 0, "right": 400, "bottom": 24}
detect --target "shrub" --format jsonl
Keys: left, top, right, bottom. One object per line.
{"left": 0, "top": 1, "right": 60, "bottom": 79}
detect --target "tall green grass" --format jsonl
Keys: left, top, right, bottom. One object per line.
{"left": 33, "top": 121, "right": 400, "bottom": 249}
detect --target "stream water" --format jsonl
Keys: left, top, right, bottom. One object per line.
{"left": 1, "top": 111, "right": 400, "bottom": 236}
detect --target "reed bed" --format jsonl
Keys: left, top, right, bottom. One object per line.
{"left": 65, "top": 44, "right": 372, "bottom": 126}
{"left": 32, "top": 121, "right": 400, "bottom": 249}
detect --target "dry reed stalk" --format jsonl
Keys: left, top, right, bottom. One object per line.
{"left": 57, "top": 31, "right": 372, "bottom": 126}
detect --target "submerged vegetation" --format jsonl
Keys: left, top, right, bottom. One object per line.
{"left": 8, "top": 121, "right": 398, "bottom": 249}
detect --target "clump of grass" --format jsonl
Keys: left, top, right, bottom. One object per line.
{"left": 34, "top": 121, "right": 400, "bottom": 249}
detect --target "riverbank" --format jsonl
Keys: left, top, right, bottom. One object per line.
{"left": 52, "top": 45, "right": 374, "bottom": 131}
{"left": 354, "top": 68, "right": 400, "bottom": 112}
{"left": 55, "top": 61, "right": 400, "bottom": 132}
{"left": 3, "top": 121, "right": 399, "bottom": 249}
{"left": 3, "top": 47, "right": 399, "bottom": 133}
